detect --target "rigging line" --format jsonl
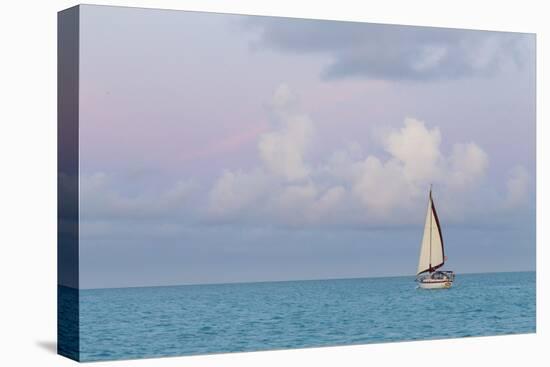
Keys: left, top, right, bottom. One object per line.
{"left": 429, "top": 190, "right": 432, "bottom": 272}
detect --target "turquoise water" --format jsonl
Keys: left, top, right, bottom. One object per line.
{"left": 74, "top": 272, "right": 535, "bottom": 361}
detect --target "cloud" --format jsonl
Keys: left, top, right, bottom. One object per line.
{"left": 207, "top": 169, "right": 272, "bottom": 220}
{"left": 81, "top": 84, "right": 530, "bottom": 232}
{"left": 207, "top": 84, "right": 345, "bottom": 226}
{"left": 504, "top": 166, "right": 530, "bottom": 208}
{"left": 258, "top": 84, "right": 313, "bottom": 181}
{"left": 384, "top": 118, "right": 443, "bottom": 183}
{"left": 80, "top": 172, "right": 196, "bottom": 220}
{"left": 207, "top": 84, "right": 498, "bottom": 227}
{"left": 351, "top": 156, "right": 413, "bottom": 217}
{"left": 348, "top": 119, "right": 488, "bottom": 218}
{"left": 447, "top": 142, "right": 489, "bottom": 190}
{"left": 268, "top": 183, "right": 346, "bottom": 226}
{"left": 246, "top": 18, "right": 534, "bottom": 81}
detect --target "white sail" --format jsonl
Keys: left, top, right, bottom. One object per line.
{"left": 417, "top": 191, "right": 445, "bottom": 275}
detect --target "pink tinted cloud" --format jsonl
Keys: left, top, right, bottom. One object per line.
{"left": 177, "top": 121, "right": 269, "bottom": 163}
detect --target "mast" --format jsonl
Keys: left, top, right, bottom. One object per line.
{"left": 429, "top": 186, "right": 432, "bottom": 272}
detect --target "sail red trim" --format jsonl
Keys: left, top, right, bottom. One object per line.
{"left": 428, "top": 194, "right": 445, "bottom": 272}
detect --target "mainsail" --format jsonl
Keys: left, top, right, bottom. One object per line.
{"left": 417, "top": 189, "right": 445, "bottom": 275}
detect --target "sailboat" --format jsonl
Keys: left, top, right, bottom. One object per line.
{"left": 416, "top": 187, "right": 455, "bottom": 289}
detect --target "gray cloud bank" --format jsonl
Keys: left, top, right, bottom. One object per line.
{"left": 246, "top": 18, "right": 534, "bottom": 81}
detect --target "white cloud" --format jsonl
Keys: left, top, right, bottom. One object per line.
{"left": 268, "top": 83, "right": 299, "bottom": 113}
{"left": 207, "top": 169, "right": 271, "bottom": 220}
{"left": 258, "top": 84, "right": 313, "bottom": 181}
{"left": 314, "top": 186, "right": 346, "bottom": 217}
{"left": 82, "top": 83, "right": 527, "bottom": 230}
{"left": 384, "top": 117, "right": 442, "bottom": 183}
{"left": 351, "top": 156, "right": 413, "bottom": 217}
{"left": 258, "top": 117, "right": 312, "bottom": 181}
{"left": 80, "top": 172, "right": 195, "bottom": 220}
{"left": 504, "top": 166, "right": 530, "bottom": 208}
{"left": 208, "top": 84, "right": 343, "bottom": 225}
{"left": 447, "top": 142, "right": 489, "bottom": 190}
{"left": 206, "top": 85, "right": 509, "bottom": 227}
{"left": 270, "top": 182, "right": 318, "bottom": 224}
{"left": 268, "top": 183, "right": 346, "bottom": 226}
{"left": 350, "top": 119, "right": 488, "bottom": 218}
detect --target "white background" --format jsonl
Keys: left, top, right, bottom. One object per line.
{"left": 0, "top": 0, "right": 547, "bottom": 365}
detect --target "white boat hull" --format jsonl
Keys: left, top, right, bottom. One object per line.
{"left": 418, "top": 279, "right": 453, "bottom": 289}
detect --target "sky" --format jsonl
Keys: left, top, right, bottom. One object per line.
{"left": 77, "top": 5, "right": 536, "bottom": 289}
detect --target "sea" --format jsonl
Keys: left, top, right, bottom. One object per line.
{"left": 61, "top": 271, "right": 536, "bottom": 361}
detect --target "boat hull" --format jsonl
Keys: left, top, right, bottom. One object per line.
{"left": 418, "top": 279, "right": 453, "bottom": 289}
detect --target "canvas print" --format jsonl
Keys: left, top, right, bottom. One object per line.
{"left": 58, "top": 4, "right": 536, "bottom": 362}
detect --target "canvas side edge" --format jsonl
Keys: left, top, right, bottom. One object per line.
{"left": 57, "top": 5, "right": 81, "bottom": 362}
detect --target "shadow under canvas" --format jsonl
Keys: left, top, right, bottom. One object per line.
{"left": 36, "top": 340, "right": 57, "bottom": 354}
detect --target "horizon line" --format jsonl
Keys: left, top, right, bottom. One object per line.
{"left": 67, "top": 269, "right": 536, "bottom": 291}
